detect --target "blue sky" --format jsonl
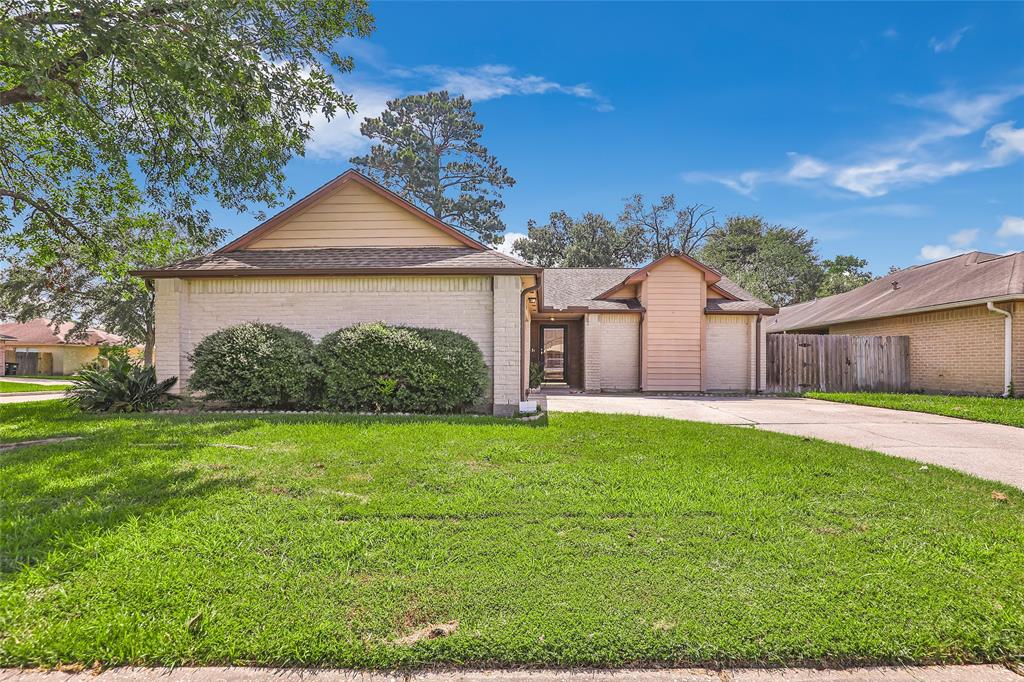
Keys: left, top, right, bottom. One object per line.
{"left": 214, "top": 1, "right": 1024, "bottom": 274}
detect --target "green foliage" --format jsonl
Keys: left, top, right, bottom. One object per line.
{"left": 350, "top": 91, "right": 514, "bottom": 245}
{"left": 188, "top": 323, "right": 316, "bottom": 409}
{"left": 65, "top": 355, "right": 176, "bottom": 413}
{"left": 0, "top": 218, "right": 219, "bottom": 367}
{"left": 817, "top": 254, "right": 876, "bottom": 298}
{"left": 313, "top": 322, "right": 487, "bottom": 413}
{"left": 698, "top": 215, "right": 825, "bottom": 307}
{"left": 1, "top": 0, "right": 373, "bottom": 274}
{"left": 513, "top": 210, "right": 646, "bottom": 267}
{"left": 529, "top": 361, "right": 545, "bottom": 389}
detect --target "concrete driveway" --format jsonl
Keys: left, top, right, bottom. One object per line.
{"left": 546, "top": 394, "right": 1024, "bottom": 489}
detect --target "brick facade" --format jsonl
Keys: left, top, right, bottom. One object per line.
{"left": 829, "top": 302, "right": 1020, "bottom": 395}
{"left": 154, "top": 274, "right": 524, "bottom": 414}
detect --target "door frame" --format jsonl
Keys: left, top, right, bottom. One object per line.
{"left": 539, "top": 323, "right": 570, "bottom": 382}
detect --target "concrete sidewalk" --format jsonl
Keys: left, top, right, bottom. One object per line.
{"left": 0, "top": 392, "right": 65, "bottom": 404}
{"left": 545, "top": 394, "right": 1024, "bottom": 489}
{"left": 1, "top": 666, "right": 1020, "bottom": 682}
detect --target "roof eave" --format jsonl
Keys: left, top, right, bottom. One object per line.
{"left": 131, "top": 266, "right": 542, "bottom": 279}
{"left": 770, "top": 293, "right": 1024, "bottom": 332}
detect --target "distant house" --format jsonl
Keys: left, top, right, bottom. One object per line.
{"left": 0, "top": 318, "right": 128, "bottom": 376}
{"left": 135, "top": 170, "right": 776, "bottom": 415}
{"left": 0, "top": 333, "right": 13, "bottom": 376}
{"left": 769, "top": 251, "right": 1024, "bottom": 396}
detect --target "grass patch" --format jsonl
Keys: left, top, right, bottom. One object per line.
{"left": 0, "top": 402, "right": 1021, "bottom": 668}
{"left": 807, "top": 392, "right": 1024, "bottom": 428}
{"left": 0, "top": 380, "right": 64, "bottom": 394}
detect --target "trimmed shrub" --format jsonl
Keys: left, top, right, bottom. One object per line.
{"left": 189, "top": 323, "right": 315, "bottom": 408}
{"left": 313, "top": 322, "right": 487, "bottom": 413}
{"left": 67, "top": 355, "right": 177, "bottom": 413}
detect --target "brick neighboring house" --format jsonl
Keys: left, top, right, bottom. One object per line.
{"left": 768, "top": 251, "right": 1024, "bottom": 396}
{"left": 136, "top": 170, "right": 776, "bottom": 415}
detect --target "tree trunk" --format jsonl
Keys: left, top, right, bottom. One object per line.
{"left": 143, "top": 327, "right": 155, "bottom": 369}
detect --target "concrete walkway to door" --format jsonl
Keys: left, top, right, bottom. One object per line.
{"left": 545, "top": 394, "right": 1024, "bottom": 489}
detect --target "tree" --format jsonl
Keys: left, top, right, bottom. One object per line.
{"left": 512, "top": 211, "right": 646, "bottom": 268}
{"left": 0, "top": 218, "right": 221, "bottom": 367}
{"left": 350, "top": 92, "right": 514, "bottom": 245}
{"left": 698, "top": 216, "right": 823, "bottom": 307}
{"left": 618, "top": 194, "right": 716, "bottom": 258}
{"left": 1, "top": 0, "right": 374, "bottom": 275}
{"left": 817, "top": 255, "right": 874, "bottom": 297}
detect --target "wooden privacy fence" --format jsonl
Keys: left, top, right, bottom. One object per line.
{"left": 767, "top": 334, "right": 910, "bottom": 393}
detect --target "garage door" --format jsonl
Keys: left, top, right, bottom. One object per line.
{"left": 705, "top": 315, "right": 751, "bottom": 391}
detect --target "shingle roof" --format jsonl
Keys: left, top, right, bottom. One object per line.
{"left": 770, "top": 251, "right": 1024, "bottom": 332}
{"left": 542, "top": 268, "right": 642, "bottom": 311}
{"left": 541, "top": 267, "right": 773, "bottom": 313}
{"left": 0, "top": 318, "right": 126, "bottom": 346}
{"left": 134, "top": 247, "right": 540, "bottom": 277}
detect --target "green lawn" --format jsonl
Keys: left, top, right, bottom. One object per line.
{"left": 807, "top": 392, "right": 1024, "bottom": 428}
{"left": 1, "top": 402, "right": 1021, "bottom": 669}
{"left": 0, "top": 380, "right": 64, "bottom": 393}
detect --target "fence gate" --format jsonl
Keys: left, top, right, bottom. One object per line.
{"left": 766, "top": 334, "right": 910, "bottom": 393}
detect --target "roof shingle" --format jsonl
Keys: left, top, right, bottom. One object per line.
{"left": 134, "top": 247, "right": 540, "bottom": 277}
{"left": 770, "top": 251, "right": 1024, "bottom": 332}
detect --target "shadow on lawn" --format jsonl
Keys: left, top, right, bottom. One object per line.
{"left": 0, "top": 415, "right": 262, "bottom": 579}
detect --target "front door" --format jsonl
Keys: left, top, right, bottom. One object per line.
{"left": 540, "top": 325, "right": 568, "bottom": 382}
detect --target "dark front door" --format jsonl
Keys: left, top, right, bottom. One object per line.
{"left": 540, "top": 325, "right": 568, "bottom": 382}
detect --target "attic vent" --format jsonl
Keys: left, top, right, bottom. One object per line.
{"left": 891, "top": 281, "right": 900, "bottom": 291}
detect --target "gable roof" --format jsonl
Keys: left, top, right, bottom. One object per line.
{"left": 770, "top": 250, "right": 1024, "bottom": 332}
{"left": 540, "top": 266, "right": 774, "bottom": 314}
{"left": 0, "top": 318, "right": 126, "bottom": 346}
{"left": 134, "top": 247, "right": 540, "bottom": 278}
{"left": 595, "top": 252, "right": 722, "bottom": 300}
{"left": 217, "top": 169, "right": 488, "bottom": 253}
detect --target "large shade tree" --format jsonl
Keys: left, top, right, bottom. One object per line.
{"left": 817, "top": 254, "right": 875, "bottom": 298}
{"left": 512, "top": 210, "right": 646, "bottom": 268}
{"left": 698, "top": 216, "right": 824, "bottom": 308}
{"left": 618, "top": 194, "right": 717, "bottom": 259}
{"left": 350, "top": 91, "right": 515, "bottom": 246}
{"left": 1, "top": 0, "right": 374, "bottom": 275}
{"left": 0, "top": 218, "right": 223, "bottom": 366}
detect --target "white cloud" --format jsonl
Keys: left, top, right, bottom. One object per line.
{"left": 996, "top": 215, "right": 1024, "bottom": 239}
{"left": 949, "top": 228, "right": 980, "bottom": 247}
{"left": 412, "top": 64, "right": 613, "bottom": 111}
{"left": 496, "top": 231, "right": 527, "bottom": 256}
{"left": 304, "top": 85, "right": 395, "bottom": 159}
{"left": 919, "top": 244, "right": 967, "bottom": 260}
{"left": 686, "top": 85, "right": 1024, "bottom": 198}
{"left": 882, "top": 27, "right": 900, "bottom": 40}
{"left": 929, "top": 26, "right": 971, "bottom": 53}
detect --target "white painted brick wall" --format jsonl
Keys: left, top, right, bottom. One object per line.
{"left": 491, "top": 275, "right": 522, "bottom": 414}
{"left": 584, "top": 315, "right": 602, "bottom": 392}
{"left": 154, "top": 275, "right": 500, "bottom": 405}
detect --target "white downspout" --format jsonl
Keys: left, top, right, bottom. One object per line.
{"left": 986, "top": 301, "right": 1013, "bottom": 397}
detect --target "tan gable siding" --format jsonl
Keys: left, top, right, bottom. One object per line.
{"left": 641, "top": 258, "right": 704, "bottom": 391}
{"left": 706, "top": 315, "right": 752, "bottom": 391}
{"left": 245, "top": 180, "right": 465, "bottom": 250}
{"left": 829, "top": 303, "right": 1015, "bottom": 395}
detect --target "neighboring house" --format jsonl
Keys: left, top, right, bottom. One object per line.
{"left": 769, "top": 251, "right": 1024, "bottom": 396}
{"left": 135, "top": 170, "right": 776, "bottom": 415}
{"left": 0, "top": 333, "right": 13, "bottom": 376}
{"left": 0, "top": 318, "right": 128, "bottom": 376}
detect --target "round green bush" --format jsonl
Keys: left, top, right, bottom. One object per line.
{"left": 188, "top": 323, "right": 315, "bottom": 408}
{"left": 313, "top": 322, "right": 487, "bottom": 413}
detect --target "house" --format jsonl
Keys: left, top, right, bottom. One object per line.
{"left": 768, "top": 251, "right": 1024, "bottom": 396}
{"left": 136, "top": 170, "right": 776, "bottom": 415}
{"left": 0, "top": 318, "right": 128, "bottom": 376}
{"left": 0, "top": 333, "right": 13, "bottom": 376}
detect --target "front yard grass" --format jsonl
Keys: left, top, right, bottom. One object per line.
{"left": 1, "top": 401, "right": 1021, "bottom": 668}
{"left": 807, "top": 391, "right": 1024, "bottom": 428}
{"left": 0, "top": 380, "right": 64, "bottom": 394}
